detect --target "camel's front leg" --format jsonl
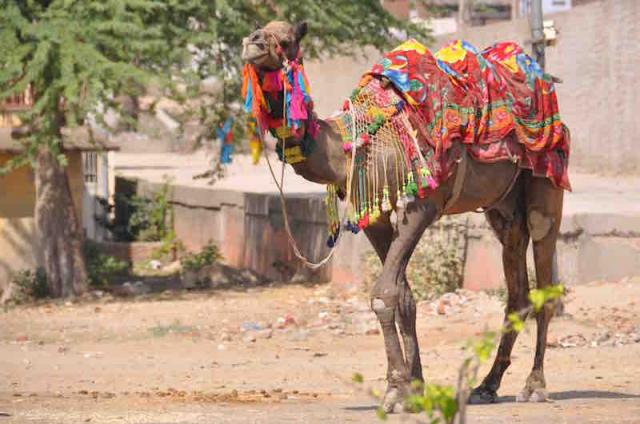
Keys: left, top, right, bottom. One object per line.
{"left": 370, "top": 201, "right": 438, "bottom": 413}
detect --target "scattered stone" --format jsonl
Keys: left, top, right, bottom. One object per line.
{"left": 15, "top": 335, "right": 28, "bottom": 343}
{"left": 255, "top": 329, "right": 273, "bottom": 340}
{"left": 149, "top": 260, "right": 162, "bottom": 270}
{"left": 276, "top": 314, "right": 297, "bottom": 329}
{"left": 287, "top": 329, "right": 309, "bottom": 342}
{"left": 219, "top": 332, "right": 232, "bottom": 342}
{"left": 217, "top": 344, "right": 226, "bottom": 351}
{"left": 365, "top": 328, "right": 380, "bottom": 336}
{"left": 240, "top": 322, "right": 263, "bottom": 332}
{"left": 120, "top": 281, "right": 151, "bottom": 296}
{"left": 242, "top": 333, "right": 257, "bottom": 343}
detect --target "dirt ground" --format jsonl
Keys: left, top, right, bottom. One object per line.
{"left": 1, "top": 278, "right": 639, "bottom": 424}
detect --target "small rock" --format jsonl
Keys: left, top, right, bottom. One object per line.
{"left": 240, "top": 322, "right": 262, "bottom": 332}
{"left": 365, "top": 328, "right": 380, "bottom": 336}
{"left": 243, "top": 333, "right": 257, "bottom": 343}
{"left": 149, "top": 260, "right": 162, "bottom": 270}
{"left": 276, "top": 314, "right": 296, "bottom": 329}
{"left": 287, "top": 329, "right": 309, "bottom": 342}
{"left": 256, "top": 329, "right": 273, "bottom": 340}
{"left": 437, "top": 300, "right": 448, "bottom": 315}
{"left": 15, "top": 335, "right": 28, "bottom": 343}
{"left": 219, "top": 333, "right": 232, "bottom": 342}
{"left": 121, "top": 281, "right": 150, "bottom": 296}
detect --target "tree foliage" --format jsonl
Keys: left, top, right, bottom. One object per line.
{"left": 1, "top": 0, "right": 431, "bottom": 163}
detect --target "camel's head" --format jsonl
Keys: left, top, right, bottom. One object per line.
{"left": 242, "top": 21, "right": 308, "bottom": 70}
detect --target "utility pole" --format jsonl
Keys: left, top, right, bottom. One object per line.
{"left": 458, "top": 0, "right": 466, "bottom": 27}
{"left": 529, "top": 0, "right": 545, "bottom": 70}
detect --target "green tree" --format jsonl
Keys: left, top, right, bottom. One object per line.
{"left": 1, "top": 0, "right": 430, "bottom": 297}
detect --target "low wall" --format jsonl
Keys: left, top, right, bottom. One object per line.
{"left": 119, "top": 177, "right": 640, "bottom": 290}
{"left": 97, "top": 241, "right": 166, "bottom": 265}
{"left": 127, "top": 178, "right": 331, "bottom": 282}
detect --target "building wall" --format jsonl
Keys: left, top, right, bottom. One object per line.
{"left": 0, "top": 151, "right": 85, "bottom": 298}
{"left": 305, "top": 0, "right": 640, "bottom": 174}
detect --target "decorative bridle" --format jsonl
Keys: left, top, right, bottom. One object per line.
{"left": 242, "top": 30, "right": 318, "bottom": 164}
{"left": 242, "top": 29, "right": 357, "bottom": 269}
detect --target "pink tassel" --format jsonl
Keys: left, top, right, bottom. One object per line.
{"left": 289, "top": 84, "right": 307, "bottom": 121}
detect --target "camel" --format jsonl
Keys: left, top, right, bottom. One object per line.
{"left": 241, "top": 21, "right": 566, "bottom": 412}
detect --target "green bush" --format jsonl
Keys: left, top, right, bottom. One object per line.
{"left": 84, "top": 242, "right": 128, "bottom": 288}
{"left": 151, "top": 230, "right": 185, "bottom": 262}
{"left": 9, "top": 268, "right": 49, "bottom": 303}
{"left": 363, "top": 217, "right": 465, "bottom": 301}
{"left": 181, "top": 242, "right": 222, "bottom": 272}
{"left": 127, "top": 182, "right": 172, "bottom": 242}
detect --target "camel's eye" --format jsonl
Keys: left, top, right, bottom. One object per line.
{"left": 280, "top": 40, "right": 290, "bottom": 49}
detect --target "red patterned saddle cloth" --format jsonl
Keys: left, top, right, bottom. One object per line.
{"left": 368, "top": 39, "right": 571, "bottom": 190}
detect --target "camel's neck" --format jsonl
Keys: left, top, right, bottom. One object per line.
{"left": 248, "top": 62, "right": 347, "bottom": 187}
{"left": 285, "top": 118, "right": 347, "bottom": 186}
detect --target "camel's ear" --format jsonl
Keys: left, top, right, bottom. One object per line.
{"left": 254, "top": 21, "right": 261, "bottom": 31}
{"left": 294, "top": 21, "right": 308, "bottom": 42}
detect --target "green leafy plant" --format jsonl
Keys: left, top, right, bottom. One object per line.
{"left": 84, "top": 242, "right": 128, "bottom": 288}
{"left": 181, "top": 242, "right": 223, "bottom": 272}
{"left": 9, "top": 268, "right": 49, "bottom": 303}
{"left": 128, "top": 182, "right": 173, "bottom": 242}
{"left": 151, "top": 230, "right": 185, "bottom": 262}
{"left": 364, "top": 217, "right": 465, "bottom": 301}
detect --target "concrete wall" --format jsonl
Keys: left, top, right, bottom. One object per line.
{"left": 306, "top": 0, "right": 640, "bottom": 174}
{"left": 123, "top": 177, "right": 640, "bottom": 290}
{"left": 127, "top": 178, "right": 332, "bottom": 282}
{"left": 0, "top": 152, "right": 85, "bottom": 297}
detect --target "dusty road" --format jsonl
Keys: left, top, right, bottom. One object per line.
{"left": 1, "top": 279, "right": 639, "bottom": 423}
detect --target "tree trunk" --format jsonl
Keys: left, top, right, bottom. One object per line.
{"left": 34, "top": 146, "right": 88, "bottom": 297}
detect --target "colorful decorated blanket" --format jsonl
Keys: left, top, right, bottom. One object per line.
{"left": 368, "top": 39, "right": 571, "bottom": 190}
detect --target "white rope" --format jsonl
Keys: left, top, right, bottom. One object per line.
{"left": 260, "top": 95, "right": 358, "bottom": 269}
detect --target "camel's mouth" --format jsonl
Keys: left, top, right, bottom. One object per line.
{"left": 241, "top": 41, "right": 268, "bottom": 62}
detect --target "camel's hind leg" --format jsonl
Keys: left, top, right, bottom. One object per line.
{"left": 517, "top": 175, "right": 564, "bottom": 402}
{"left": 470, "top": 182, "right": 530, "bottom": 404}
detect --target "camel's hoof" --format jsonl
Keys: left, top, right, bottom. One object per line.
{"left": 468, "top": 386, "right": 497, "bottom": 404}
{"left": 381, "top": 387, "right": 402, "bottom": 413}
{"left": 517, "top": 387, "right": 549, "bottom": 403}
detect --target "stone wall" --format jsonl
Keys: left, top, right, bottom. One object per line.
{"left": 121, "top": 177, "right": 640, "bottom": 290}
{"left": 126, "top": 178, "right": 332, "bottom": 283}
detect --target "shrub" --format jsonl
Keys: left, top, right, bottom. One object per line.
{"left": 127, "top": 181, "right": 172, "bottom": 242}
{"left": 9, "top": 268, "right": 49, "bottom": 303}
{"left": 84, "top": 242, "right": 128, "bottom": 288}
{"left": 363, "top": 217, "right": 466, "bottom": 301}
{"left": 181, "top": 242, "right": 222, "bottom": 272}
{"left": 151, "top": 230, "right": 185, "bottom": 262}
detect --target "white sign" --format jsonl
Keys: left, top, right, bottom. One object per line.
{"left": 520, "top": 0, "right": 572, "bottom": 15}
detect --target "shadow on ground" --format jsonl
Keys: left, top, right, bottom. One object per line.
{"left": 494, "top": 390, "right": 640, "bottom": 403}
